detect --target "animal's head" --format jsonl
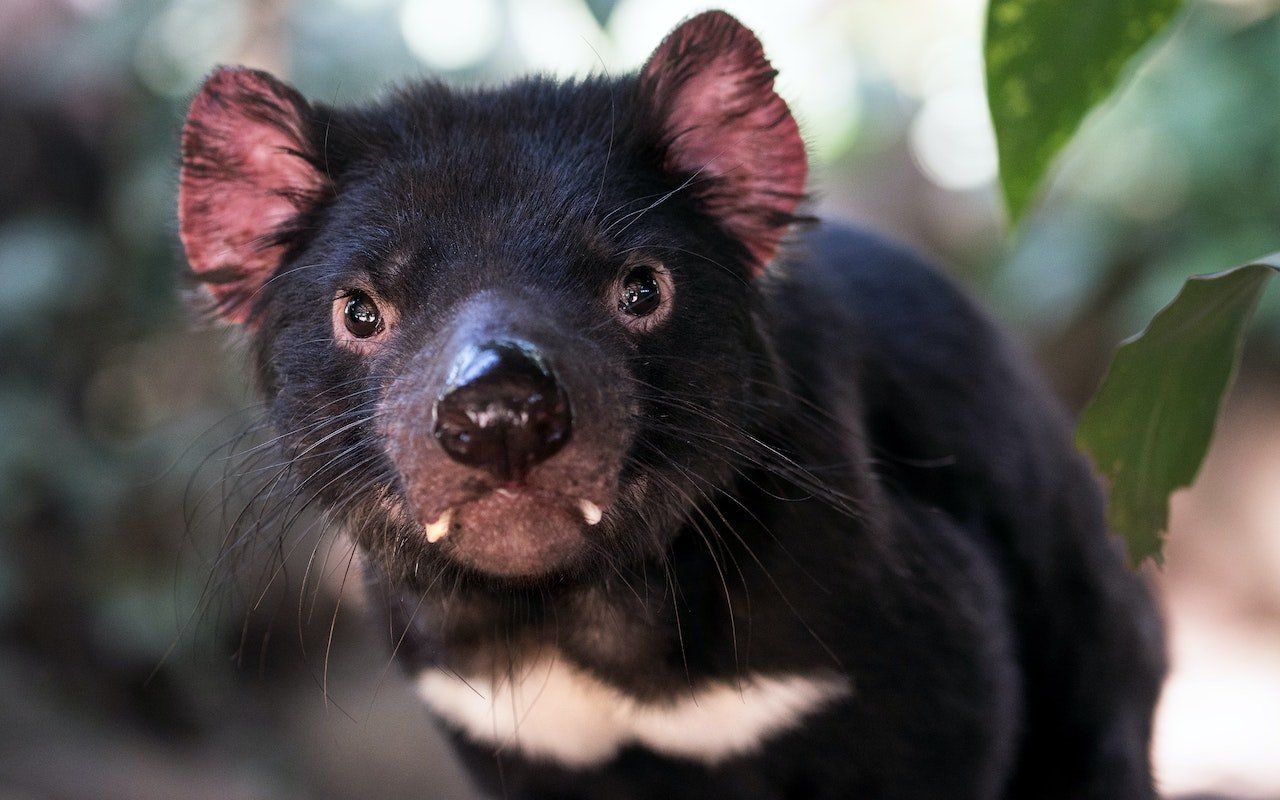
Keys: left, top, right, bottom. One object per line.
{"left": 179, "top": 11, "right": 807, "bottom": 587}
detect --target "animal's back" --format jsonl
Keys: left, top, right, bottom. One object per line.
{"left": 771, "top": 221, "right": 1166, "bottom": 799}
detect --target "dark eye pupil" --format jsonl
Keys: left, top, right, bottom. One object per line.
{"left": 619, "top": 268, "right": 661, "bottom": 317}
{"left": 344, "top": 293, "right": 381, "bottom": 338}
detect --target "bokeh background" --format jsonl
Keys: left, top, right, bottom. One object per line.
{"left": 2, "top": 0, "right": 1279, "bottom": 797}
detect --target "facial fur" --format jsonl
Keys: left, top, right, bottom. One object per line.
{"left": 178, "top": 11, "right": 808, "bottom": 592}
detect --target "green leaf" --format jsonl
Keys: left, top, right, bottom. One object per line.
{"left": 1076, "top": 258, "right": 1280, "bottom": 565}
{"left": 985, "top": 0, "right": 1182, "bottom": 222}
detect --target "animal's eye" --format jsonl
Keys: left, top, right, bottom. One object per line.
{"left": 613, "top": 261, "right": 674, "bottom": 333}
{"left": 618, "top": 266, "right": 662, "bottom": 317}
{"left": 344, "top": 291, "right": 382, "bottom": 338}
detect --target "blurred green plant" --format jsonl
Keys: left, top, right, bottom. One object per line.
{"left": 1077, "top": 260, "right": 1277, "bottom": 563}
{"left": 985, "top": 0, "right": 1277, "bottom": 563}
{"left": 985, "top": 0, "right": 1182, "bottom": 223}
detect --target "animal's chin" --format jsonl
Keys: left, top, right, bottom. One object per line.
{"left": 419, "top": 490, "right": 598, "bottom": 579}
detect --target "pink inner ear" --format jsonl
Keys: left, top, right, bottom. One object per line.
{"left": 642, "top": 12, "right": 807, "bottom": 271}
{"left": 179, "top": 68, "right": 325, "bottom": 323}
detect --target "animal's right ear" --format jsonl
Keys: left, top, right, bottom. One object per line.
{"left": 179, "top": 67, "right": 329, "bottom": 324}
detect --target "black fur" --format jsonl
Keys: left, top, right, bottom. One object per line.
{"left": 185, "top": 51, "right": 1165, "bottom": 800}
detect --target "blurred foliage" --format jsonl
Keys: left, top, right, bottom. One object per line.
{"left": 1077, "top": 260, "right": 1277, "bottom": 564}
{"left": 984, "top": 0, "right": 1276, "bottom": 564}
{"left": 984, "top": 0, "right": 1182, "bottom": 221}
{"left": 2, "top": 0, "right": 1280, "bottom": 795}
{"left": 989, "top": 3, "right": 1280, "bottom": 389}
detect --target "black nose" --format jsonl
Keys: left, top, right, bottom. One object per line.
{"left": 433, "top": 340, "right": 572, "bottom": 483}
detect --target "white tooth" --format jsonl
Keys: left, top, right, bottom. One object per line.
{"left": 425, "top": 509, "right": 453, "bottom": 543}
{"left": 578, "top": 499, "right": 602, "bottom": 526}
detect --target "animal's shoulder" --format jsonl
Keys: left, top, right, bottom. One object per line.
{"left": 769, "top": 221, "right": 1083, "bottom": 517}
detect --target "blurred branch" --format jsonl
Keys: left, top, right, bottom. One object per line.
{"left": 1038, "top": 248, "right": 1151, "bottom": 409}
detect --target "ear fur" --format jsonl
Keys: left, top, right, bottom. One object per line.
{"left": 178, "top": 66, "right": 329, "bottom": 323}
{"left": 640, "top": 11, "right": 808, "bottom": 272}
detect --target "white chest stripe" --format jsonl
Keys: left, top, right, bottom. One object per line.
{"left": 416, "top": 656, "right": 850, "bottom": 767}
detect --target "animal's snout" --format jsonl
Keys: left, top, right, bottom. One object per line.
{"left": 432, "top": 340, "right": 572, "bottom": 483}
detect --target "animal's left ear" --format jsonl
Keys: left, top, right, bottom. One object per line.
{"left": 640, "top": 11, "right": 807, "bottom": 273}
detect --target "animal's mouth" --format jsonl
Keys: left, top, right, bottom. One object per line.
{"left": 410, "top": 485, "right": 611, "bottom": 578}
{"left": 421, "top": 486, "right": 604, "bottom": 543}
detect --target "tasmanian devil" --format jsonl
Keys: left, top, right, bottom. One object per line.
{"left": 176, "top": 10, "right": 1166, "bottom": 800}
